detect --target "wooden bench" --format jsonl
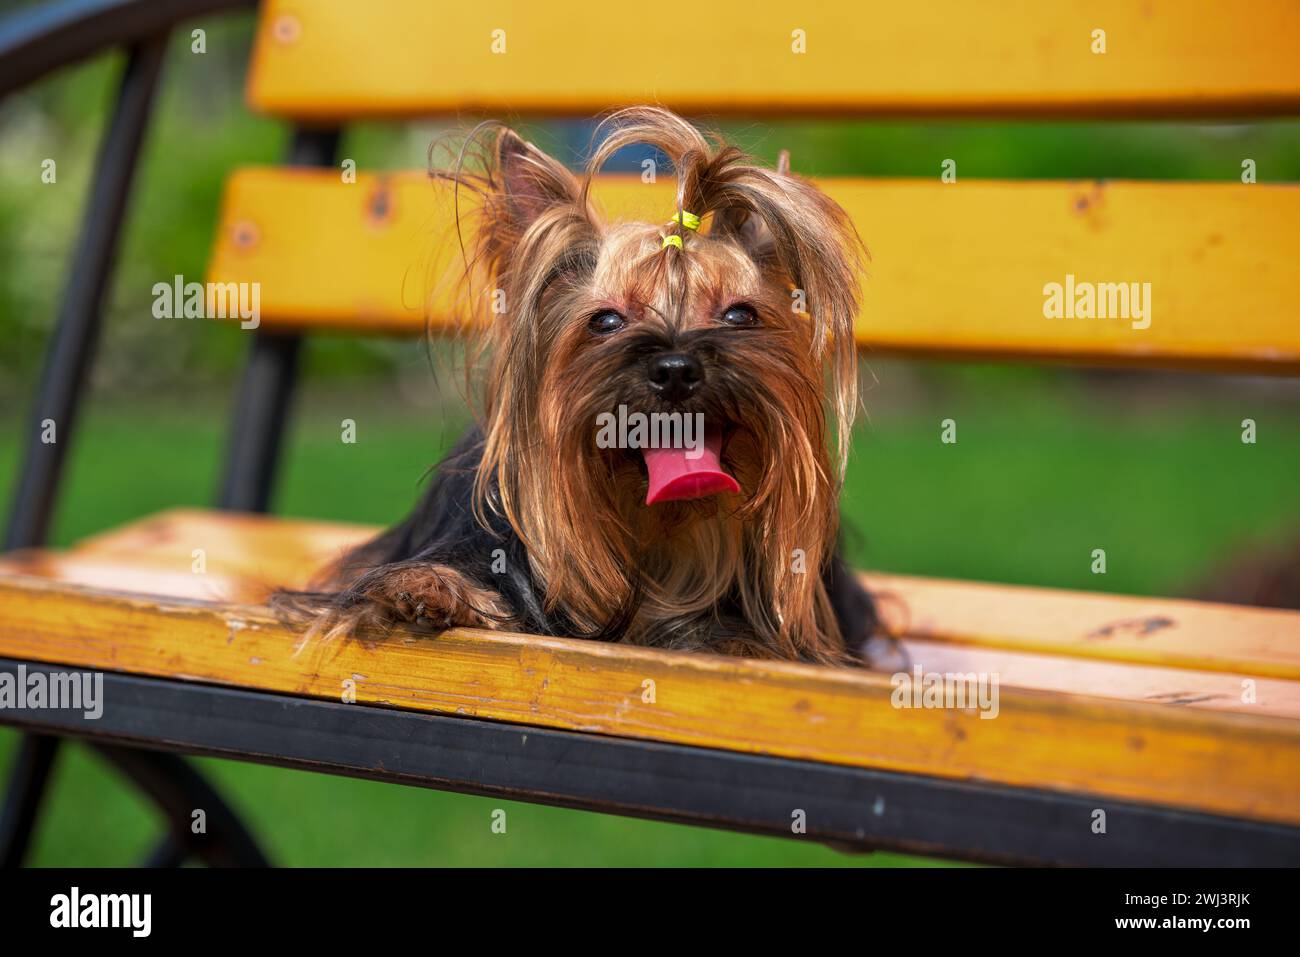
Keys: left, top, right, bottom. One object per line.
{"left": 2, "top": 0, "right": 1299, "bottom": 866}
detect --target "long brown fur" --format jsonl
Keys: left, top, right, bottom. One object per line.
{"left": 280, "top": 107, "right": 870, "bottom": 665}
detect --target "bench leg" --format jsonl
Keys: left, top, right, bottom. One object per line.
{"left": 92, "top": 744, "right": 270, "bottom": 867}
{"left": 4, "top": 33, "right": 168, "bottom": 550}
{"left": 0, "top": 26, "right": 273, "bottom": 870}
{"left": 141, "top": 831, "right": 188, "bottom": 868}
{"left": 216, "top": 126, "right": 339, "bottom": 513}
{"left": 216, "top": 330, "right": 304, "bottom": 511}
{"left": 1, "top": 739, "right": 269, "bottom": 867}
{"left": 0, "top": 735, "right": 61, "bottom": 867}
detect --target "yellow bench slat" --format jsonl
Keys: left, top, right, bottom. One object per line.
{"left": 246, "top": 0, "right": 1300, "bottom": 119}
{"left": 0, "top": 574, "right": 1297, "bottom": 825}
{"left": 865, "top": 572, "right": 1300, "bottom": 681}
{"left": 26, "top": 509, "right": 1300, "bottom": 680}
{"left": 6, "top": 548, "right": 1298, "bottom": 720}
{"left": 207, "top": 169, "right": 1300, "bottom": 372}
{"left": 901, "top": 638, "right": 1300, "bottom": 720}
{"left": 5, "top": 508, "right": 1299, "bottom": 685}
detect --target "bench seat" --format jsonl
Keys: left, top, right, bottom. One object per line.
{"left": 3, "top": 508, "right": 1299, "bottom": 831}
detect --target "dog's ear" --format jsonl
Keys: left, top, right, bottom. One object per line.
{"left": 708, "top": 150, "right": 791, "bottom": 268}
{"left": 703, "top": 148, "right": 865, "bottom": 478}
{"left": 434, "top": 124, "right": 596, "bottom": 313}
{"left": 494, "top": 129, "right": 584, "bottom": 231}
{"left": 711, "top": 204, "right": 776, "bottom": 267}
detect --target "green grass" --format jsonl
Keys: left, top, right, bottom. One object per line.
{"left": 843, "top": 366, "right": 1300, "bottom": 594}
{"left": 2, "top": 359, "right": 1297, "bottom": 866}
{"left": 5, "top": 7, "right": 1299, "bottom": 868}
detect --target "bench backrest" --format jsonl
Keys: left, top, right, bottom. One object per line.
{"left": 245, "top": 1, "right": 1300, "bottom": 118}
{"left": 207, "top": 0, "right": 1300, "bottom": 375}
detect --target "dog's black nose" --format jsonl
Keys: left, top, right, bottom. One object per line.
{"left": 647, "top": 353, "right": 703, "bottom": 402}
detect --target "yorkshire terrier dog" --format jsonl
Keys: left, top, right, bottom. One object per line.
{"left": 280, "top": 107, "right": 877, "bottom": 665}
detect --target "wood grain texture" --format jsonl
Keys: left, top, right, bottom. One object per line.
{"left": 867, "top": 572, "right": 1300, "bottom": 681}
{"left": 899, "top": 638, "right": 1300, "bottom": 720}
{"left": 207, "top": 170, "right": 1300, "bottom": 372}
{"left": 0, "top": 573, "right": 1297, "bottom": 825}
{"left": 2, "top": 509, "right": 1299, "bottom": 720}
{"left": 7, "top": 507, "right": 1299, "bottom": 678}
{"left": 245, "top": 0, "right": 1300, "bottom": 118}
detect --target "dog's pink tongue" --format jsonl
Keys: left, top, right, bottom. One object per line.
{"left": 642, "top": 429, "right": 740, "bottom": 505}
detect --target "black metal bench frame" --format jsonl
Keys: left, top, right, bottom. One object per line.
{"left": 2, "top": 0, "right": 1297, "bottom": 868}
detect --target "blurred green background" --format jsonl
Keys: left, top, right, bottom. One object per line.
{"left": 1, "top": 14, "right": 1298, "bottom": 866}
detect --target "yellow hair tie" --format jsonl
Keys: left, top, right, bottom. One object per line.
{"left": 661, "top": 210, "right": 699, "bottom": 250}
{"left": 669, "top": 210, "right": 701, "bottom": 231}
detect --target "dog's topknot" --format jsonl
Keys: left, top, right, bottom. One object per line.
{"left": 429, "top": 107, "right": 865, "bottom": 481}
{"left": 582, "top": 106, "right": 866, "bottom": 476}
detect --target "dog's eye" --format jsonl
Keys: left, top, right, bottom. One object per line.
{"left": 588, "top": 310, "right": 626, "bottom": 334}
{"left": 720, "top": 304, "right": 758, "bottom": 327}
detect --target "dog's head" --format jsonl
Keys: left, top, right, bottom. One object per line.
{"left": 435, "top": 107, "right": 865, "bottom": 660}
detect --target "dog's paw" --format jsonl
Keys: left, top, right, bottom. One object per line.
{"left": 359, "top": 564, "right": 511, "bottom": 631}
